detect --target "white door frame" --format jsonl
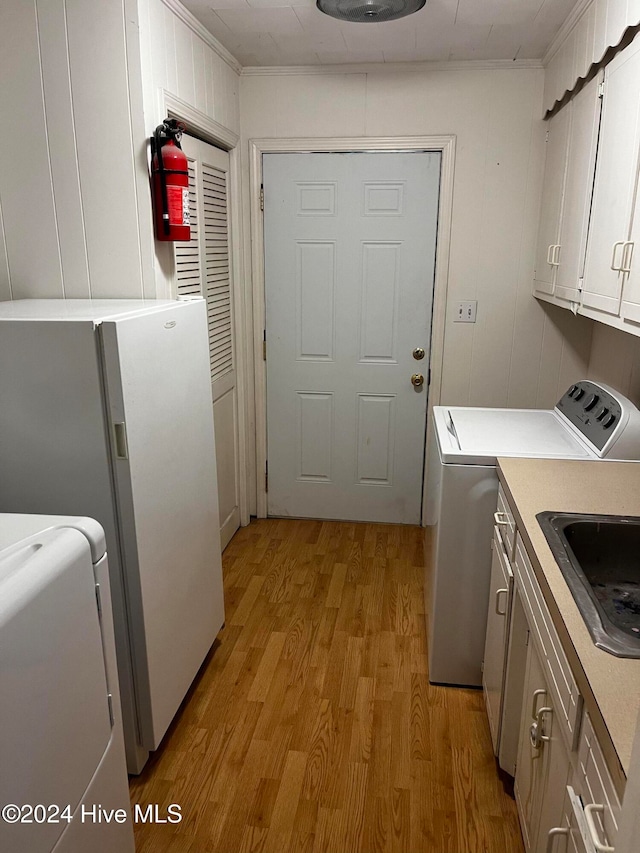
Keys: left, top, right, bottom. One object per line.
{"left": 250, "top": 135, "right": 456, "bottom": 525}
{"left": 161, "top": 90, "right": 250, "bottom": 528}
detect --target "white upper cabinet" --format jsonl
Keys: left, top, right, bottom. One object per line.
{"left": 533, "top": 105, "right": 571, "bottom": 299}
{"left": 581, "top": 38, "right": 640, "bottom": 317}
{"left": 533, "top": 73, "right": 603, "bottom": 308}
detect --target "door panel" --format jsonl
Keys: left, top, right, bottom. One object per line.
{"left": 264, "top": 152, "right": 440, "bottom": 524}
{"left": 482, "top": 527, "right": 513, "bottom": 755}
{"left": 176, "top": 135, "right": 240, "bottom": 549}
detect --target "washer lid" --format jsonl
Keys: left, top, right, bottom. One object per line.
{"left": 434, "top": 407, "right": 594, "bottom": 465}
{"left": 0, "top": 514, "right": 106, "bottom": 562}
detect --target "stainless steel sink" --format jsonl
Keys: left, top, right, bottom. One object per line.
{"left": 537, "top": 512, "right": 640, "bottom": 658}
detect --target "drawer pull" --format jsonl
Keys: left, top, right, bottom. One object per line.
{"left": 610, "top": 241, "right": 625, "bottom": 271}
{"left": 495, "top": 588, "right": 509, "bottom": 616}
{"left": 537, "top": 706, "right": 553, "bottom": 742}
{"left": 494, "top": 511, "right": 509, "bottom": 526}
{"left": 584, "top": 804, "right": 614, "bottom": 852}
{"left": 531, "top": 687, "right": 547, "bottom": 720}
{"left": 546, "top": 827, "right": 568, "bottom": 853}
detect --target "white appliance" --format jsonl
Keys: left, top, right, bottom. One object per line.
{"left": 426, "top": 380, "right": 640, "bottom": 687}
{"left": 0, "top": 513, "right": 135, "bottom": 853}
{"left": 0, "top": 299, "right": 224, "bottom": 773}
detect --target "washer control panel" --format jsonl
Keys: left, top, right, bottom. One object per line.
{"left": 556, "top": 381, "right": 623, "bottom": 452}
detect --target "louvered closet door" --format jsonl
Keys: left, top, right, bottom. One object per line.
{"left": 175, "top": 135, "right": 239, "bottom": 549}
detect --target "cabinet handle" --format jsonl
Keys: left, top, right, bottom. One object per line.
{"left": 547, "top": 244, "right": 555, "bottom": 264}
{"left": 622, "top": 241, "right": 634, "bottom": 273}
{"left": 584, "top": 804, "right": 615, "bottom": 852}
{"left": 531, "top": 687, "right": 547, "bottom": 719}
{"left": 551, "top": 244, "right": 561, "bottom": 267}
{"left": 610, "top": 241, "right": 625, "bottom": 271}
{"left": 495, "top": 588, "right": 509, "bottom": 616}
{"left": 494, "top": 511, "right": 509, "bottom": 526}
{"left": 546, "top": 827, "right": 569, "bottom": 853}
{"left": 537, "top": 706, "right": 553, "bottom": 741}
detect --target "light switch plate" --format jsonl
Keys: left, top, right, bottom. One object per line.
{"left": 454, "top": 301, "right": 477, "bottom": 323}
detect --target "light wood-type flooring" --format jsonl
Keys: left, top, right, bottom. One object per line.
{"left": 129, "top": 519, "right": 524, "bottom": 852}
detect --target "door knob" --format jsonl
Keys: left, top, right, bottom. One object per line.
{"left": 413, "top": 347, "right": 425, "bottom": 360}
{"left": 411, "top": 374, "right": 424, "bottom": 387}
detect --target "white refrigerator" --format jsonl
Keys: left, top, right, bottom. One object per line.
{"left": 0, "top": 299, "right": 225, "bottom": 773}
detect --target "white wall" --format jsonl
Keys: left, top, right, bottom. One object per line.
{"left": 137, "top": 0, "right": 241, "bottom": 298}
{"left": 240, "top": 66, "right": 594, "bottom": 409}
{"left": 0, "top": 0, "right": 154, "bottom": 301}
{"left": 587, "top": 322, "right": 640, "bottom": 405}
{"left": 0, "top": 0, "right": 241, "bottom": 304}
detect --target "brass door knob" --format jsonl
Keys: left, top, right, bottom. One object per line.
{"left": 411, "top": 373, "right": 424, "bottom": 387}
{"left": 413, "top": 347, "right": 425, "bottom": 360}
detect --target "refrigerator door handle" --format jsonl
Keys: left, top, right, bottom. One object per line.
{"left": 113, "top": 422, "right": 129, "bottom": 459}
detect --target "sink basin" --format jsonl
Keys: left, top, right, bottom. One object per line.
{"left": 537, "top": 512, "right": 640, "bottom": 658}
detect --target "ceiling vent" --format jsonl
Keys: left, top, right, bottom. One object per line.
{"left": 316, "top": 0, "right": 426, "bottom": 23}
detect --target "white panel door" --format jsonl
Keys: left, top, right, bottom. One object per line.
{"left": 264, "top": 152, "right": 440, "bottom": 524}
{"left": 176, "top": 135, "right": 240, "bottom": 550}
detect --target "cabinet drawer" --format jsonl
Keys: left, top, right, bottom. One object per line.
{"left": 496, "top": 484, "right": 516, "bottom": 562}
{"left": 577, "top": 712, "right": 621, "bottom": 850}
{"left": 514, "top": 534, "right": 582, "bottom": 751}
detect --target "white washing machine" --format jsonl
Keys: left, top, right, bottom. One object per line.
{"left": 0, "top": 514, "right": 135, "bottom": 853}
{"left": 426, "top": 380, "right": 640, "bottom": 687}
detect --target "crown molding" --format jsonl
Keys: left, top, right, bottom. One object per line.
{"left": 241, "top": 58, "right": 544, "bottom": 76}
{"left": 161, "top": 0, "right": 242, "bottom": 75}
{"left": 543, "top": 0, "right": 592, "bottom": 66}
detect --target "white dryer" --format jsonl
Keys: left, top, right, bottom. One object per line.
{"left": 0, "top": 514, "right": 135, "bottom": 853}
{"left": 426, "top": 381, "right": 640, "bottom": 687}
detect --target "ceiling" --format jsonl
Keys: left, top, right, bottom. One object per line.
{"left": 180, "top": 0, "right": 579, "bottom": 67}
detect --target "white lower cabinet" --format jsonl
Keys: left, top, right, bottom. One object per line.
{"left": 484, "top": 488, "right": 624, "bottom": 853}
{"left": 515, "top": 638, "right": 570, "bottom": 853}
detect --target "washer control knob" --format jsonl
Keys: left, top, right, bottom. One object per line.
{"left": 584, "top": 394, "right": 599, "bottom": 411}
{"left": 574, "top": 387, "right": 585, "bottom": 400}
{"left": 603, "top": 413, "right": 616, "bottom": 429}
{"left": 596, "top": 407, "right": 609, "bottom": 421}
{"left": 568, "top": 384, "right": 579, "bottom": 397}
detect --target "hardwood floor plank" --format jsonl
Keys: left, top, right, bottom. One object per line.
{"left": 230, "top": 575, "right": 266, "bottom": 626}
{"left": 325, "top": 562, "right": 347, "bottom": 608}
{"left": 247, "top": 632, "right": 287, "bottom": 703}
{"left": 130, "top": 518, "right": 524, "bottom": 853}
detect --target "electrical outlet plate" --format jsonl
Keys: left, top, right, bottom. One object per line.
{"left": 455, "top": 301, "right": 477, "bottom": 323}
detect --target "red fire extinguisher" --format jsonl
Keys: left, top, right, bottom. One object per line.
{"left": 150, "top": 118, "right": 190, "bottom": 241}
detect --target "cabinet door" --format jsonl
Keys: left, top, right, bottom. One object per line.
{"left": 533, "top": 104, "right": 572, "bottom": 298}
{"left": 515, "top": 640, "right": 551, "bottom": 851}
{"left": 581, "top": 37, "right": 640, "bottom": 316}
{"left": 534, "top": 701, "right": 571, "bottom": 853}
{"left": 621, "top": 149, "right": 640, "bottom": 327}
{"left": 555, "top": 73, "right": 603, "bottom": 304}
{"left": 515, "top": 638, "right": 572, "bottom": 853}
{"left": 482, "top": 526, "right": 513, "bottom": 755}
